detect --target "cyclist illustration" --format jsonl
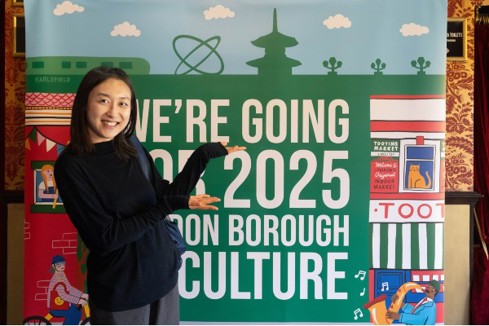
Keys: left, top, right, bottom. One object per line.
{"left": 47, "top": 255, "right": 89, "bottom": 325}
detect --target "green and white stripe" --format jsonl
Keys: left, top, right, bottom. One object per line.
{"left": 371, "top": 222, "right": 444, "bottom": 270}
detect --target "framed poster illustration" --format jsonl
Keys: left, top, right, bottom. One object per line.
{"left": 447, "top": 18, "right": 467, "bottom": 61}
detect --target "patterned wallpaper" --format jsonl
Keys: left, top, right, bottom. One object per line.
{"left": 4, "top": 1, "right": 25, "bottom": 191}
{"left": 445, "top": 0, "right": 485, "bottom": 192}
{"left": 2, "top": 0, "right": 483, "bottom": 192}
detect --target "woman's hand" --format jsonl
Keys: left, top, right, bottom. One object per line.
{"left": 220, "top": 141, "right": 246, "bottom": 154}
{"left": 189, "top": 194, "right": 221, "bottom": 210}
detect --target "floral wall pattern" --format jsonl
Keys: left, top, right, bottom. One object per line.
{"left": 3, "top": 0, "right": 484, "bottom": 192}
{"left": 4, "top": 0, "right": 25, "bottom": 191}
{"left": 445, "top": 0, "right": 486, "bottom": 191}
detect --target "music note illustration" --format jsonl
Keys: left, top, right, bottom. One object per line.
{"left": 353, "top": 308, "right": 364, "bottom": 320}
{"left": 381, "top": 282, "right": 389, "bottom": 291}
{"left": 354, "top": 270, "right": 366, "bottom": 281}
{"left": 360, "top": 288, "right": 366, "bottom": 296}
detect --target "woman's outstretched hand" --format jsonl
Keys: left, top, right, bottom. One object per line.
{"left": 189, "top": 194, "right": 221, "bottom": 210}
{"left": 220, "top": 141, "right": 246, "bottom": 154}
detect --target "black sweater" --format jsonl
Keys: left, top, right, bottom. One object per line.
{"left": 54, "top": 140, "right": 227, "bottom": 311}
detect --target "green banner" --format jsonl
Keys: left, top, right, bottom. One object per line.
{"left": 24, "top": 1, "right": 447, "bottom": 323}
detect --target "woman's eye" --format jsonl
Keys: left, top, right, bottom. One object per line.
{"left": 98, "top": 98, "right": 109, "bottom": 104}
{"left": 119, "top": 101, "right": 130, "bottom": 107}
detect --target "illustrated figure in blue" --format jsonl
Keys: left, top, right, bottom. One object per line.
{"left": 37, "top": 164, "right": 59, "bottom": 202}
{"left": 47, "top": 255, "right": 89, "bottom": 325}
{"left": 386, "top": 280, "right": 440, "bottom": 325}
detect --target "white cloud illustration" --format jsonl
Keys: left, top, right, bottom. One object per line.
{"left": 323, "top": 14, "right": 352, "bottom": 29}
{"left": 204, "top": 5, "right": 235, "bottom": 20}
{"left": 400, "top": 23, "right": 429, "bottom": 36}
{"left": 53, "top": 1, "right": 84, "bottom": 16}
{"left": 111, "top": 22, "right": 141, "bottom": 37}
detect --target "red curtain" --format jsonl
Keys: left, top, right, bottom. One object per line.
{"left": 472, "top": 18, "right": 489, "bottom": 325}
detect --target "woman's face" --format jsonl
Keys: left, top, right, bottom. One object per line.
{"left": 42, "top": 168, "right": 54, "bottom": 179}
{"left": 86, "top": 78, "right": 132, "bottom": 143}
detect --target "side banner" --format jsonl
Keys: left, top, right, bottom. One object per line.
{"left": 23, "top": 0, "right": 447, "bottom": 323}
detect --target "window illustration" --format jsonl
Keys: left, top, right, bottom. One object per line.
{"left": 31, "top": 161, "right": 64, "bottom": 213}
{"left": 399, "top": 138, "right": 441, "bottom": 193}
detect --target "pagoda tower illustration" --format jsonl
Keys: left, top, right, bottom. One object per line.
{"left": 247, "top": 8, "right": 302, "bottom": 76}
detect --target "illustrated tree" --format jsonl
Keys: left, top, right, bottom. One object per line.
{"left": 371, "top": 58, "right": 387, "bottom": 75}
{"left": 411, "top": 56, "right": 431, "bottom": 75}
{"left": 323, "top": 57, "right": 343, "bottom": 75}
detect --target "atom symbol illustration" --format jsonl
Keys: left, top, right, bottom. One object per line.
{"left": 172, "top": 35, "right": 225, "bottom": 75}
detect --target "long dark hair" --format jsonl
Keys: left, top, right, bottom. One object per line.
{"left": 67, "top": 66, "right": 137, "bottom": 159}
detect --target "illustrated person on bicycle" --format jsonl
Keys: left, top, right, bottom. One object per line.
{"left": 47, "top": 255, "right": 89, "bottom": 325}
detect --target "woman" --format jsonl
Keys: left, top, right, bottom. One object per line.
{"left": 38, "top": 164, "right": 58, "bottom": 202}
{"left": 54, "top": 66, "right": 245, "bottom": 324}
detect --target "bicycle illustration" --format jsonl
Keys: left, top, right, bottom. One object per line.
{"left": 24, "top": 255, "right": 90, "bottom": 325}
{"left": 23, "top": 304, "right": 90, "bottom": 325}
